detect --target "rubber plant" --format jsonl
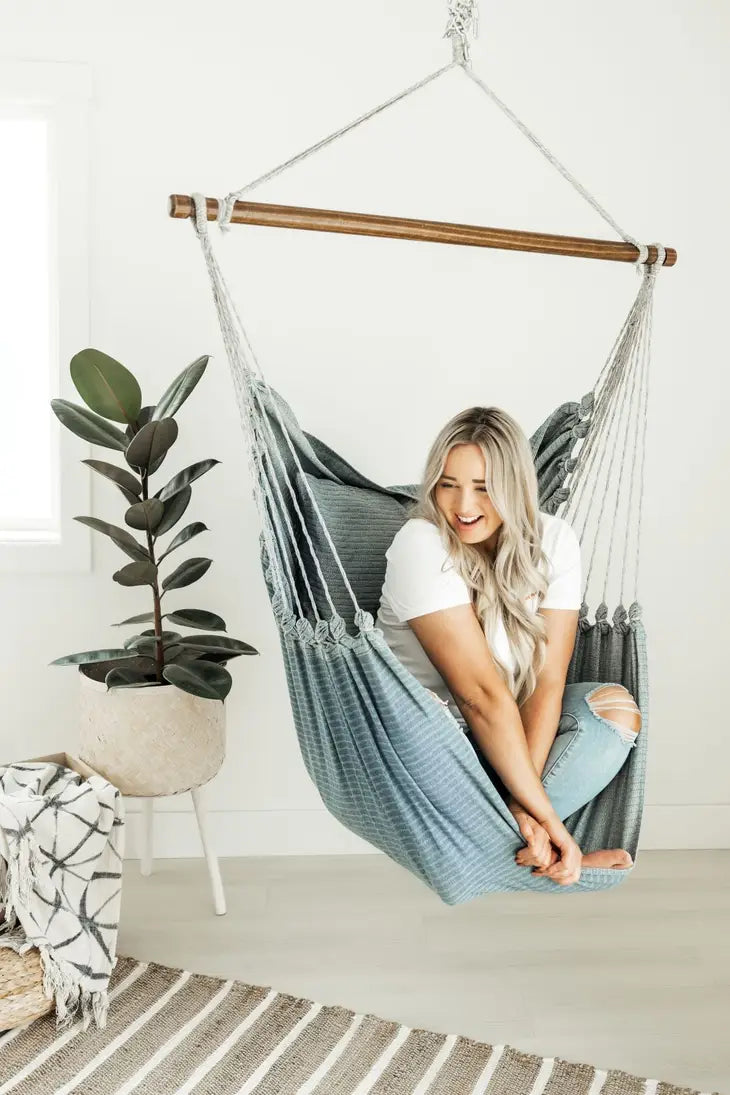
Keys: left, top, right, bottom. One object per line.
{"left": 49, "top": 348, "right": 258, "bottom": 701}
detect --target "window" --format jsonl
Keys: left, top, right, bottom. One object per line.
{"left": 0, "top": 63, "right": 91, "bottom": 571}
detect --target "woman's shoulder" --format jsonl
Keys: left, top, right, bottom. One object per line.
{"left": 389, "top": 516, "right": 442, "bottom": 547}
{"left": 386, "top": 517, "right": 450, "bottom": 564}
{"left": 382, "top": 517, "right": 469, "bottom": 620}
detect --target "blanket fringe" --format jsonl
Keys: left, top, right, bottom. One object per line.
{"left": 39, "top": 943, "right": 110, "bottom": 1032}
{"left": 1, "top": 837, "right": 109, "bottom": 1032}
{"left": 0, "top": 830, "right": 43, "bottom": 941}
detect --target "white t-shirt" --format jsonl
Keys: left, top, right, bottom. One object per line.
{"left": 375, "top": 513, "right": 582, "bottom": 729}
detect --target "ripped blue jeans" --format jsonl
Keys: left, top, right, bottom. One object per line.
{"left": 458, "top": 680, "right": 641, "bottom": 821}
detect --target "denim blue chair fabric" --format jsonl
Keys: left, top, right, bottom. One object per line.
{"left": 253, "top": 379, "right": 647, "bottom": 903}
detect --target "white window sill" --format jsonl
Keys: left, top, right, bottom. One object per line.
{"left": 0, "top": 521, "right": 90, "bottom": 574}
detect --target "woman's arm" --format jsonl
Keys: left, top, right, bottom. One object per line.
{"left": 408, "top": 604, "right": 557, "bottom": 818}
{"left": 407, "top": 604, "right": 582, "bottom": 884}
{"left": 517, "top": 607, "right": 579, "bottom": 776}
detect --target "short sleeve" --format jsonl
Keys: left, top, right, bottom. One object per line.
{"left": 382, "top": 519, "right": 471, "bottom": 622}
{"left": 540, "top": 518, "right": 582, "bottom": 610}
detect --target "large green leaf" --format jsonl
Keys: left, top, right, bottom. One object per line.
{"left": 164, "top": 648, "right": 206, "bottom": 664}
{"left": 125, "top": 406, "right": 155, "bottom": 441}
{"left": 123, "top": 633, "right": 179, "bottom": 656}
{"left": 51, "top": 400, "right": 127, "bottom": 451}
{"left": 83, "top": 460, "right": 141, "bottom": 506}
{"left": 156, "top": 460, "right": 220, "bottom": 503}
{"left": 50, "top": 648, "right": 131, "bottom": 667}
{"left": 125, "top": 499, "right": 164, "bottom": 532}
{"left": 74, "top": 516, "right": 149, "bottom": 562}
{"left": 164, "top": 608, "right": 226, "bottom": 632}
{"left": 155, "top": 486, "right": 191, "bottom": 536}
{"left": 178, "top": 634, "right": 258, "bottom": 655}
{"left": 152, "top": 356, "right": 209, "bottom": 421}
{"left": 113, "top": 561, "right": 158, "bottom": 587}
{"left": 158, "top": 522, "right": 208, "bottom": 561}
{"left": 113, "top": 611, "right": 155, "bottom": 627}
{"left": 105, "top": 666, "right": 159, "bottom": 689}
{"left": 161, "top": 557, "right": 211, "bottom": 592}
{"left": 162, "top": 660, "right": 232, "bottom": 702}
{"left": 125, "top": 418, "right": 178, "bottom": 473}
{"left": 195, "top": 651, "right": 242, "bottom": 665}
{"left": 70, "top": 348, "right": 142, "bottom": 424}
{"left": 161, "top": 644, "right": 186, "bottom": 662}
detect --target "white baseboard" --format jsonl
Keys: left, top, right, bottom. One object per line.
{"left": 120, "top": 803, "right": 730, "bottom": 859}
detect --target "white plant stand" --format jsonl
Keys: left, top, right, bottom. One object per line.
{"left": 136, "top": 787, "right": 226, "bottom": 916}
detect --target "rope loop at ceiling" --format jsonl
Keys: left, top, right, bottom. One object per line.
{"left": 444, "top": 0, "right": 479, "bottom": 64}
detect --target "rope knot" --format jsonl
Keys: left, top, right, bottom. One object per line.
{"left": 354, "top": 609, "right": 375, "bottom": 633}
{"left": 217, "top": 194, "right": 237, "bottom": 233}
{"left": 627, "top": 601, "right": 643, "bottom": 625}
{"left": 328, "top": 615, "right": 348, "bottom": 642}
{"left": 634, "top": 242, "right": 668, "bottom": 277}
{"left": 444, "top": 0, "right": 479, "bottom": 63}
{"left": 579, "top": 390, "right": 595, "bottom": 417}
{"left": 294, "top": 618, "right": 316, "bottom": 644}
{"left": 190, "top": 192, "right": 210, "bottom": 239}
{"left": 594, "top": 601, "right": 610, "bottom": 629}
{"left": 577, "top": 601, "right": 592, "bottom": 632}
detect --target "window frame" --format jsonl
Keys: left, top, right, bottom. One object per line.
{"left": 0, "top": 62, "right": 92, "bottom": 573}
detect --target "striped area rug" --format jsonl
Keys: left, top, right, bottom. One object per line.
{"left": 0, "top": 955, "right": 720, "bottom": 1095}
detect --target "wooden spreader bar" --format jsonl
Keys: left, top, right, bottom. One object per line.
{"left": 168, "top": 194, "right": 676, "bottom": 268}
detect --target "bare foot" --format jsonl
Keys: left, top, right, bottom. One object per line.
{"left": 581, "top": 848, "right": 633, "bottom": 869}
{"left": 516, "top": 846, "right": 633, "bottom": 870}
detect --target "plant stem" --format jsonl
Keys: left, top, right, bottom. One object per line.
{"left": 141, "top": 472, "right": 165, "bottom": 684}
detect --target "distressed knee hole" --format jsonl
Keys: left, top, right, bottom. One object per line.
{"left": 587, "top": 684, "right": 642, "bottom": 743}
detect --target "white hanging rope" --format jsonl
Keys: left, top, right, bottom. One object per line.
{"left": 618, "top": 297, "right": 651, "bottom": 606}
{"left": 558, "top": 250, "right": 663, "bottom": 609}
{"left": 191, "top": 193, "right": 369, "bottom": 626}
{"left": 629, "top": 260, "right": 659, "bottom": 605}
{"left": 216, "top": 61, "right": 458, "bottom": 230}
{"left": 183, "top": 4, "right": 668, "bottom": 627}
{"left": 593, "top": 303, "right": 650, "bottom": 602}
{"left": 208, "top": 13, "right": 668, "bottom": 277}
{"left": 562, "top": 281, "right": 649, "bottom": 531}
{"left": 190, "top": 196, "right": 314, "bottom": 618}
{"left": 460, "top": 65, "right": 641, "bottom": 248}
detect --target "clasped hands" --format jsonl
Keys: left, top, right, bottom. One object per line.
{"left": 508, "top": 800, "right": 582, "bottom": 886}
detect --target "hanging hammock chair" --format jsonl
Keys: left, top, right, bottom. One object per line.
{"left": 169, "top": 3, "right": 673, "bottom": 904}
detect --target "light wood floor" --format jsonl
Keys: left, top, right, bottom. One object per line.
{"left": 118, "top": 849, "right": 730, "bottom": 1093}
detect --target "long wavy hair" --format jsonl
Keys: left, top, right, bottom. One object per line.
{"left": 407, "top": 406, "right": 549, "bottom": 706}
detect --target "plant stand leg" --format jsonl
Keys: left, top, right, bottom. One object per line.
{"left": 140, "top": 798, "right": 153, "bottom": 876}
{"left": 191, "top": 785, "right": 226, "bottom": 916}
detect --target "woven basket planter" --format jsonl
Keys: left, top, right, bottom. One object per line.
{"left": 0, "top": 752, "right": 102, "bottom": 1032}
{"left": 78, "top": 662, "right": 226, "bottom": 796}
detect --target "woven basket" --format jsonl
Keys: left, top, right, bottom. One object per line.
{"left": 0, "top": 752, "right": 102, "bottom": 1032}
{"left": 0, "top": 945, "right": 53, "bottom": 1031}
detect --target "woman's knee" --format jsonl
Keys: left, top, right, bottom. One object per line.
{"left": 585, "top": 683, "right": 642, "bottom": 742}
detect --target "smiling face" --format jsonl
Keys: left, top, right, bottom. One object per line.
{"left": 434, "top": 442, "right": 503, "bottom": 552}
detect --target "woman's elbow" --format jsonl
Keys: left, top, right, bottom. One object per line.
{"left": 455, "top": 682, "right": 515, "bottom": 724}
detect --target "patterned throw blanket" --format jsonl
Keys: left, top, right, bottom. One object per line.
{"left": 0, "top": 760, "right": 125, "bottom": 1031}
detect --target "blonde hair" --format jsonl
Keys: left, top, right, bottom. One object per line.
{"left": 407, "top": 406, "right": 549, "bottom": 706}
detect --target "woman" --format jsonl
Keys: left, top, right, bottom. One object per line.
{"left": 375, "top": 406, "right": 642, "bottom": 887}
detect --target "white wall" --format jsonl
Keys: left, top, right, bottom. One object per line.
{"left": 2, "top": 0, "right": 728, "bottom": 857}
